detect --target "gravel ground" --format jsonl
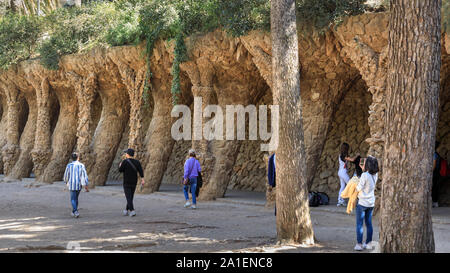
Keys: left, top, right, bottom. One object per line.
{"left": 0, "top": 178, "right": 449, "bottom": 253}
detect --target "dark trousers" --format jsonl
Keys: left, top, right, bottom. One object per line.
{"left": 432, "top": 172, "right": 441, "bottom": 203}
{"left": 124, "top": 185, "right": 136, "bottom": 211}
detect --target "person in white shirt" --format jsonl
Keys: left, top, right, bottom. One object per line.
{"left": 354, "top": 156, "right": 379, "bottom": 251}
{"left": 63, "top": 153, "right": 89, "bottom": 218}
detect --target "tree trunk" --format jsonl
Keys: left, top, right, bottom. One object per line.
{"left": 0, "top": 95, "right": 8, "bottom": 174}
{"left": 271, "top": 0, "right": 314, "bottom": 244}
{"left": 379, "top": 0, "right": 441, "bottom": 253}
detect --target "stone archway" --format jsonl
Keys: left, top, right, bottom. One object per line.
{"left": 312, "top": 78, "right": 372, "bottom": 197}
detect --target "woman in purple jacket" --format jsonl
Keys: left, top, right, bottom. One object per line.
{"left": 183, "top": 149, "right": 201, "bottom": 209}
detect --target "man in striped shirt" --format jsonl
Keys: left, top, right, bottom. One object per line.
{"left": 64, "top": 153, "right": 89, "bottom": 218}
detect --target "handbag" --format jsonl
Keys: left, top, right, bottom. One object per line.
{"left": 197, "top": 171, "right": 203, "bottom": 188}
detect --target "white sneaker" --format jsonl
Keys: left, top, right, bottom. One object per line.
{"left": 363, "top": 242, "right": 373, "bottom": 250}
{"left": 74, "top": 211, "right": 80, "bottom": 218}
{"left": 191, "top": 204, "right": 197, "bottom": 209}
{"left": 123, "top": 210, "right": 129, "bottom": 216}
{"left": 71, "top": 212, "right": 75, "bottom": 217}
{"left": 129, "top": 210, "right": 136, "bottom": 217}
{"left": 433, "top": 202, "right": 439, "bottom": 208}
{"left": 184, "top": 201, "right": 191, "bottom": 208}
{"left": 354, "top": 244, "right": 363, "bottom": 251}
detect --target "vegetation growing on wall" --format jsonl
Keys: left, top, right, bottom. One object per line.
{"left": 0, "top": 12, "right": 42, "bottom": 70}
{"left": 0, "top": 0, "right": 448, "bottom": 100}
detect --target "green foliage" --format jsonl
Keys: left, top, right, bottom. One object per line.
{"left": 296, "top": 0, "right": 367, "bottom": 32}
{"left": 3, "top": 0, "right": 448, "bottom": 104}
{"left": 105, "top": 3, "right": 141, "bottom": 46}
{"left": 38, "top": 1, "right": 117, "bottom": 70}
{"left": 0, "top": 12, "right": 42, "bottom": 70}
{"left": 138, "top": 0, "right": 179, "bottom": 106}
{"left": 216, "top": 0, "right": 270, "bottom": 36}
{"left": 170, "top": 32, "right": 188, "bottom": 105}
{"left": 443, "top": 0, "right": 450, "bottom": 32}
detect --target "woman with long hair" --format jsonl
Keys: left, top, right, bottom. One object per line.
{"left": 354, "top": 156, "right": 379, "bottom": 251}
{"left": 337, "top": 143, "right": 358, "bottom": 206}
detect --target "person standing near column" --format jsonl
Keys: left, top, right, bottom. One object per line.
{"left": 337, "top": 143, "right": 359, "bottom": 207}
{"left": 119, "top": 148, "right": 144, "bottom": 217}
{"left": 64, "top": 153, "right": 89, "bottom": 218}
{"left": 183, "top": 149, "right": 201, "bottom": 209}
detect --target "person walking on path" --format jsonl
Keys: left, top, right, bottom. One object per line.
{"left": 354, "top": 156, "right": 379, "bottom": 251}
{"left": 432, "top": 141, "right": 442, "bottom": 208}
{"left": 119, "top": 148, "right": 144, "bottom": 217}
{"left": 337, "top": 143, "right": 359, "bottom": 207}
{"left": 63, "top": 153, "right": 89, "bottom": 218}
{"left": 183, "top": 149, "right": 201, "bottom": 209}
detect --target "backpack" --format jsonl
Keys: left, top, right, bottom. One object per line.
{"left": 195, "top": 172, "right": 203, "bottom": 197}
{"left": 308, "top": 192, "right": 320, "bottom": 207}
{"left": 317, "top": 192, "right": 330, "bottom": 205}
{"left": 440, "top": 158, "right": 449, "bottom": 177}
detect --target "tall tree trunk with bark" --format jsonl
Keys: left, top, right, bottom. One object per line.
{"left": 380, "top": 0, "right": 441, "bottom": 253}
{"left": 271, "top": 0, "right": 314, "bottom": 244}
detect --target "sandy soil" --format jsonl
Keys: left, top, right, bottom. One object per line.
{"left": 0, "top": 178, "right": 449, "bottom": 253}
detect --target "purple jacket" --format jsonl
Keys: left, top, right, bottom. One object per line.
{"left": 184, "top": 157, "right": 201, "bottom": 179}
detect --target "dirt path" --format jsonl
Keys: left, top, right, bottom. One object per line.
{"left": 0, "top": 178, "right": 449, "bottom": 253}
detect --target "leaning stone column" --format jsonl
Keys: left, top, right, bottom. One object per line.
{"left": 0, "top": 82, "right": 22, "bottom": 175}
{"left": 40, "top": 76, "right": 79, "bottom": 183}
{"left": 180, "top": 59, "right": 216, "bottom": 195}
{"left": 67, "top": 72, "right": 97, "bottom": 174}
{"left": 8, "top": 91, "right": 37, "bottom": 180}
{"left": 89, "top": 60, "right": 130, "bottom": 187}
{"left": 141, "top": 78, "right": 175, "bottom": 193}
{"left": 111, "top": 60, "right": 146, "bottom": 161}
{"left": 339, "top": 38, "right": 388, "bottom": 161}
{"left": 28, "top": 75, "right": 53, "bottom": 179}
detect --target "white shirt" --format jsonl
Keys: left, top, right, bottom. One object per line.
{"left": 64, "top": 161, "right": 89, "bottom": 191}
{"left": 356, "top": 172, "right": 378, "bottom": 208}
{"left": 338, "top": 156, "right": 347, "bottom": 174}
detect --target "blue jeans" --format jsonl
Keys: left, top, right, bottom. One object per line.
{"left": 356, "top": 203, "right": 374, "bottom": 244}
{"left": 183, "top": 177, "right": 197, "bottom": 205}
{"left": 70, "top": 190, "right": 81, "bottom": 213}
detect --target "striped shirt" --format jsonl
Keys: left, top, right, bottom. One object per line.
{"left": 64, "top": 161, "right": 89, "bottom": 191}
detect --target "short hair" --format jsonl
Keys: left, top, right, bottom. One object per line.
{"left": 365, "top": 156, "right": 379, "bottom": 175}
{"left": 435, "top": 141, "right": 440, "bottom": 149}
{"left": 71, "top": 153, "right": 78, "bottom": 161}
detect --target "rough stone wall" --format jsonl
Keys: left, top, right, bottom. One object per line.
{"left": 228, "top": 89, "right": 273, "bottom": 192}
{"left": 161, "top": 140, "right": 192, "bottom": 185}
{"left": 312, "top": 79, "right": 372, "bottom": 195}
{"left": 0, "top": 12, "right": 448, "bottom": 206}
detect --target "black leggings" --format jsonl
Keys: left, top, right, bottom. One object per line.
{"left": 124, "top": 185, "right": 137, "bottom": 211}
{"left": 432, "top": 173, "right": 441, "bottom": 203}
